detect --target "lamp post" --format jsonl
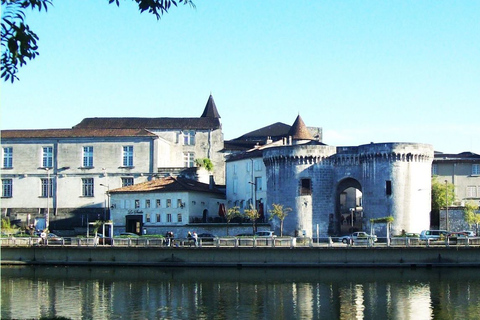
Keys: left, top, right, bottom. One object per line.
{"left": 445, "top": 180, "right": 449, "bottom": 231}
{"left": 43, "top": 168, "right": 50, "bottom": 231}
{"left": 248, "top": 181, "right": 257, "bottom": 211}
{"left": 100, "top": 184, "right": 110, "bottom": 220}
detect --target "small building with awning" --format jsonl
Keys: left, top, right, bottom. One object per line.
{"left": 109, "top": 176, "right": 226, "bottom": 236}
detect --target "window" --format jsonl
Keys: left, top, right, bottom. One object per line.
{"left": 167, "top": 199, "right": 171, "bottom": 208}
{"left": 83, "top": 146, "right": 93, "bottom": 167}
{"left": 177, "top": 213, "right": 183, "bottom": 223}
{"left": 254, "top": 160, "right": 262, "bottom": 171}
{"left": 41, "top": 178, "right": 53, "bottom": 198}
{"left": 386, "top": 180, "right": 392, "bottom": 196}
{"left": 122, "top": 177, "right": 134, "bottom": 187}
{"left": 156, "top": 199, "right": 161, "bottom": 208}
{"left": 467, "top": 186, "right": 477, "bottom": 198}
{"left": 246, "top": 161, "right": 251, "bottom": 172}
{"left": 82, "top": 178, "right": 94, "bottom": 197}
{"left": 300, "top": 178, "right": 311, "bottom": 195}
{"left": 167, "top": 213, "right": 172, "bottom": 222}
{"left": 177, "top": 199, "right": 183, "bottom": 208}
{"left": 122, "top": 146, "right": 134, "bottom": 167}
{"left": 146, "top": 213, "right": 151, "bottom": 222}
{"left": 42, "top": 146, "right": 53, "bottom": 168}
{"left": 431, "top": 164, "right": 438, "bottom": 176}
{"left": 183, "top": 130, "right": 195, "bottom": 145}
{"left": 233, "top": 179, "right": 238, "bottom": 194}
{"left": 473, "top": 164, "right": 480, "bottom": 175}
{"left": 255, "top": 177, "right": 262, "bottom": 191}
{"left": 3, "top": 147, "right": 13, "bottom": 168}
{"left": 135, "top": 200, "right": 140, "bottom": 209}
{"left": 156, "top": 214, "right": 161, "bottom": 223}
{"left": 2, "top": 179, "right": 12, "bottom": 197}
{"left": 183, "top": 152, "right": 195, "bottom": 168}
{"left": 145, "top": 199, "right": 151, "bottom": 208}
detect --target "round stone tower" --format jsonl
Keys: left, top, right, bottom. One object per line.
{"left": 264, "top": 135, "right": 434, "bottom": 237}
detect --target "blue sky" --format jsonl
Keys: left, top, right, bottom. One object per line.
{"left": 1, "top": 1, "right": 479, "bottom": 154}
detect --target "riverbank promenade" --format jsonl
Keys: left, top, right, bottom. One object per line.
{"left": 2, "top": 236, "right": 480, "bottom": 268}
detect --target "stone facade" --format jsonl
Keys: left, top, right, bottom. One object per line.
{"left": 264, "top": 142, "right": 434, "bottom": 237}
{"left": 0, "top": 95, "right": 225, "bottom": 233}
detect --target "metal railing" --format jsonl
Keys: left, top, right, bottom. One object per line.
{"left": 1, "top": 236, "right": 479, "bottom": 248}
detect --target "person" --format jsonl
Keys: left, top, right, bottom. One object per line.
{"left": 193, "top": 232, "right": 198, "bottom": 247}
{"left": 40, "top": 230, "right": 47, "bottom": 245}
{"left": 187, "top": 231, "right": 193, "bottom": 247}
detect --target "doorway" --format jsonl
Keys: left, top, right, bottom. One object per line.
{"left": 125, "top": 215, "right": 142, "bottom": 235}
{"left": 335, "top": 178, "right": 363, "bottom": 235}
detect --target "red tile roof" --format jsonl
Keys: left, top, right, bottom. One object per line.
{"left": 73, "top": 117, "right": 221, "bottom": 130}
{"left": 109, "top": 176, "right": 225, "bottom": 196}
{"left": 0, "top": 128, "right": 156, "bottom": 139}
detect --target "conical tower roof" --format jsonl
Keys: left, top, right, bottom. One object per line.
{"left": 288, "top": 115, "right": 313, "bottom": 140}
{"left": 201, "top": 94, "right": 221, "bottom": 118}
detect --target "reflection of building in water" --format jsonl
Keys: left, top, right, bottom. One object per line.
{"left": 390, "top": 283, "right": 432, "bottom": 320}
{"left": 3, "top": 267, "right": 480, "bottom": 319}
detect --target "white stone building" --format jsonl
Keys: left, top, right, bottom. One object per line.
{"left": 109, "top": 176, "right": 226, "bottom": 235}
{"left": 0, "top": 95, "right": 225, "bottom": 233}
{"left": 432, "top": 151, "right": 480, "bottom": 206}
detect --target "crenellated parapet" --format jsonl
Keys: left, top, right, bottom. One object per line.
{"left": 333, "top": 143, "right": 434, "bottom": 165}
{"left": 263, "top": 144, "right": 337, "bottom": 166}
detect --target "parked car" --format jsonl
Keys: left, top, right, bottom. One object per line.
{"left": 236, "top": 233, "right": 254, "bottom": 237}
{"left": 340, "top": 232, "right": 377, "bottom": 244}
{"left": 197, "top": 233, "right": 217, "bottom": 243}
{"left": 419, "top": 230, "right": 448, "bottom": 241}
{"left": 460, "top": 230, "right": 476, "bottom": 237}
{"left": 255, "top": 231, "right": 276, "bottom": 238}
{"left": 120, "top": 232, "right": 139, "bottom": 237}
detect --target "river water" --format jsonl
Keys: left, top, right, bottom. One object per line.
{"left": 2, "top": 266, "right": 480, "bottom": 319}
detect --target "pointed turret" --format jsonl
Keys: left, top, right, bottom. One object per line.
{"left": 288, "top": 115, "right": 313, "bottom": 141}
{"left": 201, "top": 94, "right": 221, "bottom": 118}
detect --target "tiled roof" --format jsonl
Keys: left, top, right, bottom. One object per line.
{"left": 288, "top": 115, "right": 313, "bottom": 140}
{"left": 73, "top": 117, "right": 221, "bottom": 130}
{"left": 0, "top": 128, "right": 156, "bottom": 139}
{"left": 109, "top": 176, "right": 225, "bottom": 196}
{"left": 434, "top": 151, "right": 480, "bottom": 161}
{"left": 232, "top": 122, "right": 291, "bottom": 140}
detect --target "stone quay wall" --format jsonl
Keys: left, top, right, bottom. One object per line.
{"left": 2, "top": 246, "right": 480, "bottom": 268}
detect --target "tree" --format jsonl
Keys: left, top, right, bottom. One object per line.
{"left": 431, "top": 178, "right": 455, "bottom": 211}
{"left": 1, "top": 0, "right": 194, "bottom": 82}
{"left": 464, "top": 201, "right": 480, "bottom": 235}
{"left": 243, "top": 204, "right": 260, "bottom": 234}
{"left": 195, "top": 158, "right": 214, "bottom": 172}
{"left": 268, "top": 203, "right": 291, "bottom": 236}
{"left": 225, "top": 206, "right": 240, "bottom": 236}
{"left": 1, "top": 218, "right": 19, "bottom": 236}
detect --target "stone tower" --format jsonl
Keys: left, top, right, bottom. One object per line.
{"left": 263, "top": 116, "right": 434, "bottom": 237}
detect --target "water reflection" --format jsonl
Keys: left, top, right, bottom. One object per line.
{"left": 2, "top": 266, "right": 480, "bottom": 319}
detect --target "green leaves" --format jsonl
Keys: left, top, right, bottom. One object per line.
{"left": 110, "top": 0, "right": 195, "bottom": 20}
{"left": 1, "top": 0, "right": 51, "bottom": 82}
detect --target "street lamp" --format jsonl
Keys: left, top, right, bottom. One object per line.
{"left": 445, "top": 180, "right": 449, "bottom": 231}
{"left": 100, "top": 184, "right": 110, "bottom": 220}
{"left": 42, "top": 168, "right": 50, "bottom": 231}
{"left": 248, "top": 181, "right": 257, "bottom": 211}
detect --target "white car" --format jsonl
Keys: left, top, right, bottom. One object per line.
{"left": 255, "top": 231, "right": 276, "bottom": 238}
{"left": 340, "top": 232, "right": 377, "bottom": 244}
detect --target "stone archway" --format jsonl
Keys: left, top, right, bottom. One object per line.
{"left": 335, "top": 178, "right": 363, "bottom": 235}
